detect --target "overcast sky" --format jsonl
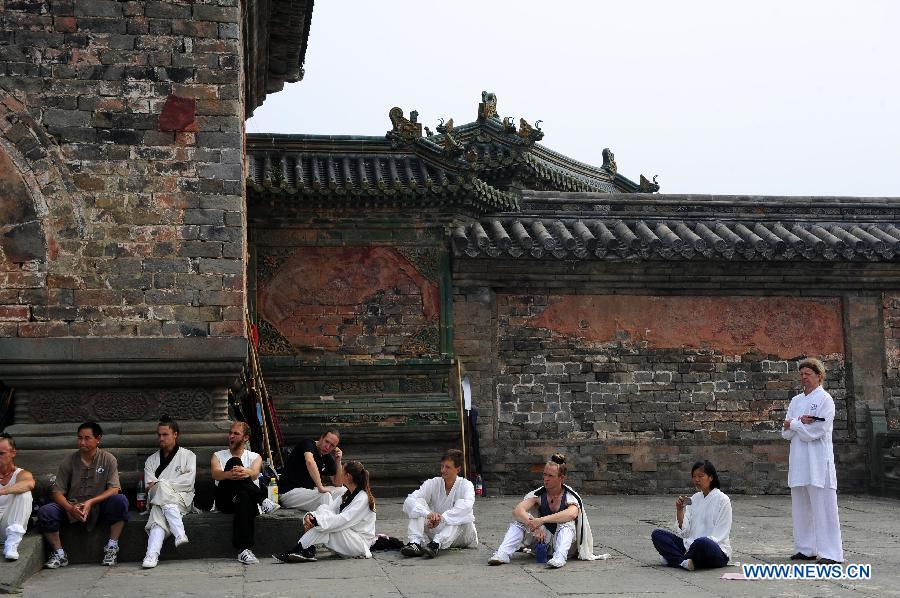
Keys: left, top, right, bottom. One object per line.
{"left": 247, "top": 1, "right": 899, "bottom": 197}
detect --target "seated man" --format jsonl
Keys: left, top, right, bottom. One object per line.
{"left": 488, "top": 453, "right": 600, "bottom": 568}
{"left": 142, "top": 415, "right": 196, "bottom": 568}
{"left": 211, "top": 421, "right": 272, "bottom": 565}
{"left": 37, "top": 421, "right": 130, "bottom": 568}
{"left": 278, "top": 429, "right": 344, "bottom": 510}
{"left": 400, "top": 448, "right": 477, "bottom": 559}
{"left": 0, "top": 433, "right": 35, "bottom": 561}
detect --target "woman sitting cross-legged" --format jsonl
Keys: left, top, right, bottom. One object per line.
{"left": 272, "top": 460, "right": 376, "bottom": 562}
{"left": 651, "top": 460, "right": 732, "bottom": 571}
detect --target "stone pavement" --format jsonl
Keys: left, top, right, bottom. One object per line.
{"left": 19, "top": 494, "right": 900, "bottom": 597}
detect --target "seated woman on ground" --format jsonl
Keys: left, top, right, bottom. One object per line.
{"left": 272, "top": 460, "right": 376, "bottom": 562}
{"left": 650, "top": 460, "right": 732, "bottom": 571}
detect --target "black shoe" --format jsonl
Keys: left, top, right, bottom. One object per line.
{"left": 790, "top": 552, "right": 817, "bottom": 561}
{"left": 422, "top": 542, "right": 439, "bottom": 559}
{"left": 400, "top": 543, "right": 424, "bottom": 557}
{"left": 817, "top": 558, "right": 840, "bottom": 565}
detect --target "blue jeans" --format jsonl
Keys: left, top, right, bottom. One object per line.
{"left": 651, "top": 529, "right": 729, "bottom": 569}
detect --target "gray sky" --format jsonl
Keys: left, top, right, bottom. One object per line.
{"left": 247, "top": 1, "right": 899, "bottom": 197}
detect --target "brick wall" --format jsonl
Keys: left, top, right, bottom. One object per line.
{"left": 0, "top": 0, "right": 246, "bottom": 339}
{"left": 454, "top": 277, "right": 880, "bottom": 495}
{"left": 885, "top": 292, "right": 900, "bottom": 429}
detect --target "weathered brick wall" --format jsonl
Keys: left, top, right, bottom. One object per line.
{"left": 454, "top": 282, "right": 873, "bottom": 495}
{"left": 0, "top": 0, "right": 245, "bottom": 339}
{"left": 885, "top": 292, "right": 900, "bottom": 430}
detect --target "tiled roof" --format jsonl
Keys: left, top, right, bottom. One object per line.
{"left": 245, "top": 0, "right": 314, "bottom": 117}
{"left": 246, "top": 139, "right": 519, "bottom": 214}
{"left": 452, "top": 193, "right": 900, "bottom": 261}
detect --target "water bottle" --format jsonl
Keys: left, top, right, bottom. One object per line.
{"left": 135, "top": 473, "right": 147, "bottom": 512}
{"left": 534, "top": 541, "right": 549, "bottom": 564}
{"left": 267, "top": 476, "right": 279, "bottom": 505}
{"left": 475, "top": 474, "right": 483, "bottom": 497}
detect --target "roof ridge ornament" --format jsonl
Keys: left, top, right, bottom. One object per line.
{"left": 517, "top": 118, "right": 543, "bottom": 144}
{"left": 436, "top": 117, "right": 464, "bottom": 158}
{"left": 478, "top": 91, "right": 499, "bottom": 121}
{"left": 386, "top": 107, "right": 422, "bottom": 147}
{"left": 602, "top": 148, "right": 617, "bottom": 176}
{"left": 639, "top": 174, "right": 660, "bottom": 193}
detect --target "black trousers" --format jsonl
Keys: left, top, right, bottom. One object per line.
{"left": 215, "top": 458, "right": 265, "bottom": 550}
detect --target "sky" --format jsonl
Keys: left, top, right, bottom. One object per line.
{"left": 246, "top": 1, "right": 900, "bottom": 197}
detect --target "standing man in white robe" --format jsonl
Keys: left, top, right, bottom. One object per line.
{"left": 141, "top": 415, "right": 196, "bottom": 568}
{"left": 272, "top": 460, "right": 376, "bottom": 562}
{"left": 400, "top": 448, "right": 477, "bottom": 559}
{"left": 782, "top": 357, "right": 843, "bottom": 564}
{"left": 0, "top": 433, "right": 35, "bottom": 561}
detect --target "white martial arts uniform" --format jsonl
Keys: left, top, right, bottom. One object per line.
{"left": 0, "top": 469, "right": 33, "bottom": 553}
{"left": 495, "top": 485, "right": 602, "bottom": 565}
{"left": 403, "top": 476, "right": 478, "bottom": 549}
{"left": 676, "top": 488, "right": 732, "bottom": 558}
{"left": 143, "top": 447, "right": 196, "bottom": 556}
{"left": 299, "top": 489, "right": 376, "bottom": 558}
{"left": 280, "top": 486, "right": 346, "bottom": 511}
{"left": 782, "top": 385, "right": 844, "bottom": 561}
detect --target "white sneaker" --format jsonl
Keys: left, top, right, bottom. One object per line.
{"left": 4, "top": 546, "right": 19, "bottom": 561}
{"left": 174, "top": 535, "right": 189, "bottom": 548}
{"left": 238, "top": 549, "right": 259, "bottom": 564}
{"left": 547, "top": 557, "right": 566, "bottom": 569}
{"left": 142, "top": 553, "right": 159, "bottom": 568}
{"left": 261, "top": 498, "right": 280, "bottom": 514}
{"left": 488, "top": 552, "right": 509, "bottom": 565}
{"left": 659, "top": 555, "right": 669, "bottom": 566}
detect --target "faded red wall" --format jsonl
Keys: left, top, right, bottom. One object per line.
{"left": 258, "top": 246, "right": 440, "bottom": 356}
{"left": 526, "top": 295, "right": 844, "bottom": 358}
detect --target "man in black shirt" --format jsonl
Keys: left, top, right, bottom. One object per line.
{"left": 279, "top": 430, "right": 344, "bottom": 510}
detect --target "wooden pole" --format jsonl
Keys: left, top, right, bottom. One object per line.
{"left": 455, "top": 359, "right": 468, "bottom": 479}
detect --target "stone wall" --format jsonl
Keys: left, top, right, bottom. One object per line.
{"left": 1, "top": 0, "right": 246, "bottom": 340}
{"left": 453, "top": 259, "right": 894, "bottom": 496}
{"left": 885, "top": 292, "right": 900, "bottom": 429}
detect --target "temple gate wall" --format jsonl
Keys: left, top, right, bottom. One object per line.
{"left": 0, "top": 0, "right": 250, "bottom": 483}
{"left": 454, "top": 259, "right": 898, "bottom": 495}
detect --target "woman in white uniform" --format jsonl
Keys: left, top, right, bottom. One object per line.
{"left": 650, "top": 460, "right": 732, "bottom": 570}
{"left": 782, "top": 357, "right": 843, "bottom": 564}
{"left": 272, "top": 460, "right": 376, "bottom": 562}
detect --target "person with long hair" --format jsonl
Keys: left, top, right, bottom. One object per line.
{"left": 141, "top": 415, "right": 196, "bottom": 568}
{"left": 782, "top": 358, "right": 843, "bottom": 564}
{"left": 273, "top": 460, "right": 376, "bottom": 562}
{"left": 488, "top": 453, "right": 602, "bottom": 568}
{"left": 651, "top": 460, "right": 732, "bottom": 570}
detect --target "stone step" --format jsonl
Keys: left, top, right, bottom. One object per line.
{"left": 57, "top": 509, "right": 310, "bottom": 565}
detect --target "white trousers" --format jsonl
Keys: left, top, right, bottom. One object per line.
{"left": 407, "top": 514, "right": 477, "bottom": 549}
{"left": 0, "top": 491, "right": 32, "bottom": 542}
{"left": 279, "top": 487, "right": 344, "bottom": 510}
{"left": 146, "top": 481, "right": 189, "bottom": 539}
{"left": 496, "top": 520, "right": 576, "bottom": 564}
{"left": 791, "top": 485, "right": 843, "bottom": 562}
{"left": 299, "top": 527, "right": 371, "bottom": 558}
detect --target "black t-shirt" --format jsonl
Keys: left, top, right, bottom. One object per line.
{"left": 280, "top": 438, "right": 337, "bottom": 494}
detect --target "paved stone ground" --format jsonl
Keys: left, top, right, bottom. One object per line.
{"left": 20, "top": 494, "right": 900, "bottom": 597}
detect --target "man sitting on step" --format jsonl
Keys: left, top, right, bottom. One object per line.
{"left": 212, "top": 421, "right": 277, "bottom": 565}
{"left": 141, "top": 415, "right": 196, "bottom": 569}
{"left": 37, "top": 421, "right": 130, "bottom": 568}
{"left": 400, "top": 448, "right": 478, "bottom": 559}
{"left": 277, "top": 429, "right": 345, "bottom": 511}
{"left": 0, "top": 433, "right": 35, "bottom": 561}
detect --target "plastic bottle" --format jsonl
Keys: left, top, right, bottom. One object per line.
{"left": 475, "top": 474, "right": 483, "bottom": 497}
{"left": 267, "top": 476, "right": 279, "bottom": 505}
{"left": 534, "top": 541, "right": 549, "bottom": 564}
{"left": 136, "top": 473, "right": 147, "bottom": 512}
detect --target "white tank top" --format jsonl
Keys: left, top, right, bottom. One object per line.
{"left": 0, "top": 468, "right": 22, "bottom": 515}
